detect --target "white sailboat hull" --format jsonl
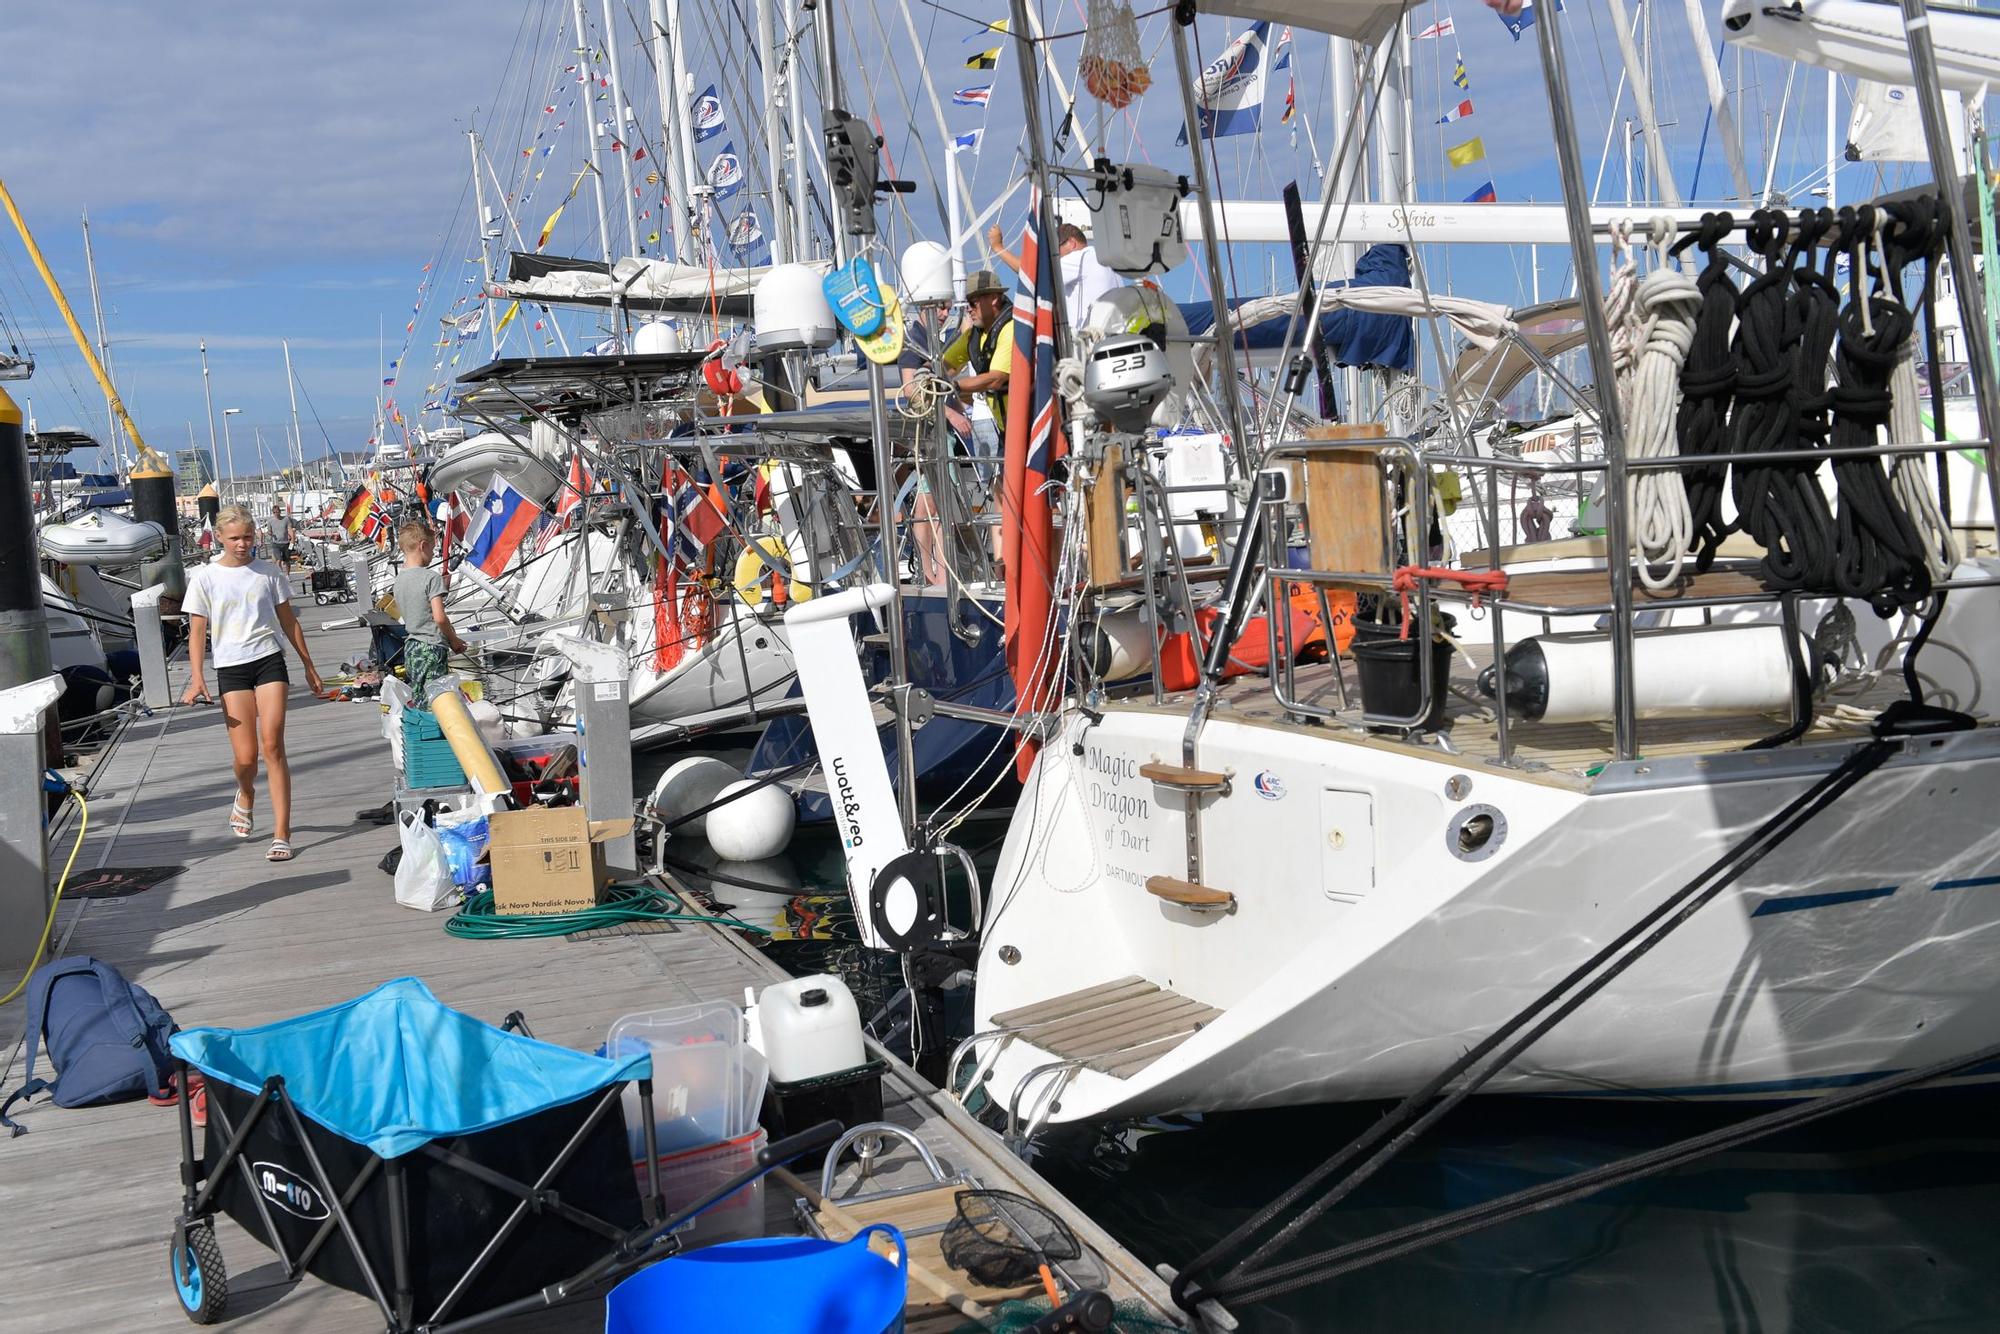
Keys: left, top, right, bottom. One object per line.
{"left": 973, "top": 707, "right": 2000, "bottom": 1124}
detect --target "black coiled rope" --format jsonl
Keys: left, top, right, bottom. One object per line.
{"left": 1671, "top": 212, "right": 1741, "bottom": 571}
{"left": 1824, "top": 206, "right": 1934, "bottom": 612}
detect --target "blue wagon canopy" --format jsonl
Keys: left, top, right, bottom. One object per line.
{"left": 170, "top": 977, "right": 650, "bottom": 1158}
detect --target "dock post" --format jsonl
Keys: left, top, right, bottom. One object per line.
{"left": 129, "top": 584, "right": 172, "bottom": 710}
{"left": 0, "top": 675, "right": 63, "bottom": 973}
{"left": 557, "top": 636, "right": 636, "bottom": 873}
{"left": 0, "top": 388, "right": 51, "bottom": 695}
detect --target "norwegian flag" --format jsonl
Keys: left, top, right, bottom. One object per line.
{"left": 660, "top": 463, "right": 727, "bottom": 567}
{"left": 999, "top": 191, "right": 1070, "bottom": 780}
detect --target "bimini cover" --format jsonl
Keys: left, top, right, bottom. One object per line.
{"left": 1194, "top": 0, "right": 1406, "bottom": 45}
{"left": 1181, "top": 243, "right": 1417, "bottom": 371}
{"left": 169, "top": 977, "right": 650, "bottom": 1159}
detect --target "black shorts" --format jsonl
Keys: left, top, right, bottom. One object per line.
{"left": 215, "top": 652, "right": 288, "bottom": 696}
{"left": 272, "top": 542, "right": 292, "bottom": 565}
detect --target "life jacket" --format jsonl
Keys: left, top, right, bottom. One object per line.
{"left": 966, "top": 319, "right": 1008, "bottom": 376}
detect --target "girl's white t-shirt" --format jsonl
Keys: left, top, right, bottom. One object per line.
{"left": 184, "top": 560, "right": 292, "bottom": 667}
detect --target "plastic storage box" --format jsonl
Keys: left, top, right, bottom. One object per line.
{"left": 401, "top": 708, "right": 469, "bottom": 789}
{"left": 606, "top": 1002, "right": 744, "bottom": 1157}
{"left": 633, "top": 1126, "right": 769, "bottom": 1244}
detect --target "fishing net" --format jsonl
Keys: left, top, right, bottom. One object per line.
{"left": 1079, "top": 0, "right": 1152, "bottom": 109}
{"left": 939, "top": 1189, "right": 1083, "bottom": 1288}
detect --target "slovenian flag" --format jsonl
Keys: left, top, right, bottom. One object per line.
{"left": 466, "top": 472, "right": 542, "bottom": 577}
{"left": 953, "top": 85, "right": 991, "bottom": 106}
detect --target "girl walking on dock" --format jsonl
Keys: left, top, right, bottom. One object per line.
{"left": 180, "top": 504, "right": 324, "bottom": 862}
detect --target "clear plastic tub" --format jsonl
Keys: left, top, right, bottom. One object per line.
{"left": 635, "top": 1127, "right": 769, "bottom": 1244}
{"left": 606, "top": 1001, "right": 743, "bottom": 1157}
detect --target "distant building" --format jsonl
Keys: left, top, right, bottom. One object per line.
{"left": 174, "top": 448, "right": 218, "bottom": 497}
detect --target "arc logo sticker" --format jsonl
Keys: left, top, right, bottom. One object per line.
{"left": 1252, "top": 770, "right": 1286, "bottom": 801}
{"left": 253, "top": 1161, "right": 330, "bottom": 1221}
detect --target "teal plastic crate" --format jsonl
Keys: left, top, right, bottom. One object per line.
{"left": 401, "top": 707, "right": 467, "bottom": 789}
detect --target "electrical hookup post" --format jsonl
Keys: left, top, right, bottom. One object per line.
{"left": 0, "top": 388, "right": 61, "bottom": 974}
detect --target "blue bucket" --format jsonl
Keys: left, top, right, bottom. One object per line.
{"left": 606, "top": 1224, "right": 907, "bottom": 1334}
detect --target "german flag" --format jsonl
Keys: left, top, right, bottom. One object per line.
{"left": 340, "top": 484, "right": 371, "bottom": 537}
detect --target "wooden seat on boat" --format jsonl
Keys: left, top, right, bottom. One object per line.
{"left": 1138, "top": 761, "right": 1230, "bottom": 792}
{"left": 1143, "top": 875, "right": 1234, "bottom": 910}
{"left": 991, "top": 976, "right": 1223, "bottom": 1080}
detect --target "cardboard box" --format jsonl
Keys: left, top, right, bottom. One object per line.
{"left": 482, "top": 807, "right": 635, "bottom": 917}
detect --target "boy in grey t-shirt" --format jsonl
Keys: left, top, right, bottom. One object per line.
{"left": 393, "top": 520, "right": 468, "bottom": 694}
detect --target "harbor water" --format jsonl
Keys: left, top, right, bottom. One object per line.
{"left": 667, "top": 821, "right": 2000, "bottom": 1332}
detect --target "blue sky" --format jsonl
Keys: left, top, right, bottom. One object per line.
{"left": 0, "top": 1, "right": 1911, "bottom": 476}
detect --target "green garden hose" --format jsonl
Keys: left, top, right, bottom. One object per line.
{"left": 444, "top": 881, "right": 772, "bottom": 940}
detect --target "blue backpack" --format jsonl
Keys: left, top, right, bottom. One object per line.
{"left": 2, "top": 956, "right": 177, "bottom": 1137}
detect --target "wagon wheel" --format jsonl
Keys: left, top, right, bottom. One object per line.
{"left": 169, "top": 1220, "right": 228, "bottom": 1324}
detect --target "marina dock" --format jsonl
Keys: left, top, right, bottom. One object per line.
{"left": 0, "top": 609, "right": 1180, "bottom": 1331}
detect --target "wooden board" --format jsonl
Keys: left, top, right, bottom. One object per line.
{"left": 1084, "top": 444, "right": 1128, "bottom": 589}
{"left": 1300, "top": 424, "right": 1392, "bottom": 576}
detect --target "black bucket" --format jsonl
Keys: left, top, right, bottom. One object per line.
{"left": 1351, "top": 632, "right": 1452, "bottom": 730}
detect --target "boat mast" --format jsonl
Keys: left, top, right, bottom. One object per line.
{"left": 753, "top": 0, "right": 793, "bottom": 264}
{"left": 599, "top": 0, "right": 644, "bottom": 258}
{"left": 571, "top": 0, "right": 616, "bottom": 264}
{"left": 79, "top": 210, "right": 126, "bottom": 472}
{"left": 282, "top": 338, "right": 306, "bottom": 514}
{"left": 467, "top": 129, "right": 502, "bottom": 357}
{"left": 815, "top": 0, "right": 919, "bottom": 835}
{"left": 199, "top": 338, "right": 219, "bottom": 490}
{"left": 786, "top": 8, "right": 812, "bottom": 259}
{"left": 1605, "top": 0, "right": 1680, "bottom": 203}
{"left": 1680, "top": 0, "right": 1753, "bottom": 202}
{"left": 666, "top": 0, "right": 705, "bottom": 257}
{"left": 646, "top": 0, "right": 694, "bottom": 260}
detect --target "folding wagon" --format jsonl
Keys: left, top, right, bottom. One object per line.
{"left": 165, "top": 976, "right": 833, "bottom": 1332}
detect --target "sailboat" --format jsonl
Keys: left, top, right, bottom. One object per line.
{"left": 951, "top": 0, "right": 2000, "bottom": 1136}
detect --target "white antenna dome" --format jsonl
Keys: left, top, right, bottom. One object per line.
{"left": 753, "top": 264, "right": 839, "bottom": 352}
{"left": 633, "top": 319, "right": 683, "bottom": 354}
{"left": 900, "top": 241, "right": 954, "bottom": 306}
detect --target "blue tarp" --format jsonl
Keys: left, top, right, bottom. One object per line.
{"left": 83, "top": 488, "right": 131, "bottom": 509}
{"left": 170, "top": 977, "right": 650, "bottom": 1159}
{"left": 1180, "top": 242, "right": 1415, "bottom": 372}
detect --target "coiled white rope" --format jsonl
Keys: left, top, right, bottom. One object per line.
{"left": 1604, "top": 220, "right": 1645, "bottom": 402}
{"left": 1624, "top": 259, "right": 1702, "bottom": 590}
{"left": 898, "top": 369, "right": 958, "bottom": 420}
{"left": 1887, "top": 328, "right": 1960, "bottom": 579}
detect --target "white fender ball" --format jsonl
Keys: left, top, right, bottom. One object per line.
{"left": 648, "top": 756, "right": 739, "bottom": 836}
{"left": 704, "top": 779, "right": 797, "bottom": 861}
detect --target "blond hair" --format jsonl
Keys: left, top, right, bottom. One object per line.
{"left": 397, "top": 519, "right": 435, "bottom": 552}
{"left": 216, "top": 504, "right": 256, "bottom": 533}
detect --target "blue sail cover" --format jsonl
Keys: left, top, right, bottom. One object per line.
{"left": 1180, "top": 242, "right": 1415, "bottom": 372}
{"left": 170, "top": 977, "right": 650, "bottom": 1158}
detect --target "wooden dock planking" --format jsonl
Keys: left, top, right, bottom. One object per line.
{"left": 0, "top": 608, "right": 1179, "bottom": 1331}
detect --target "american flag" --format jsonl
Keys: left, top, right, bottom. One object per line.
{"left": 999, "top": 190, "right": 1069, "bottom": 781}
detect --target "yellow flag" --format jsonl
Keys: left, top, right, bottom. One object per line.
{"left": 493, "top": 302, "right": 522, "bottom": 335}
{"left": 1446, "top": 138, "right": 1487, "bottom": 169}
{"left": 536, "top": 201, "right": 567, "bottom": 250}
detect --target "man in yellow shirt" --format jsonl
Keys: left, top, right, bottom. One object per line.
{"left": 941, "top": 269, "right": 1016, "bottom": 437}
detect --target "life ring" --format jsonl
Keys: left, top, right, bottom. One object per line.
{"left": 731, "top": 536, "right": 813, "bottom": 606}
